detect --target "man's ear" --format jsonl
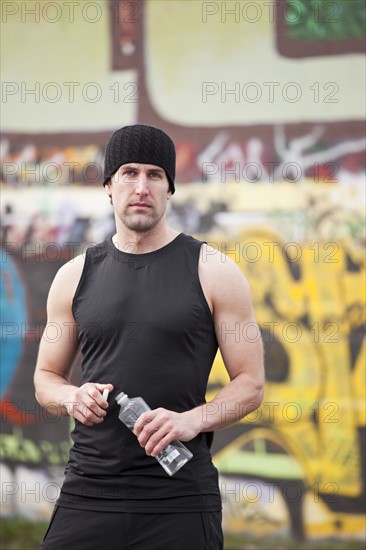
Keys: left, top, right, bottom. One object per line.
{"left": 104, "top": 179, "right": 112, "bottom": 196}
{"left": 104, "top": 179, "right": 113, "bottom": 205}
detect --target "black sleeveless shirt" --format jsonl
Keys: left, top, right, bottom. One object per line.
{"left": 58, "top": 233, "right": 222, "bottom": 512}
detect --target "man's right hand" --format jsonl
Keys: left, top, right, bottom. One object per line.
{"left": 63, "top": 383, "right": 114, "bottom": 426}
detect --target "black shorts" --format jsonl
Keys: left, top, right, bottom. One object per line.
{"left": 40, "top": 505, "right": 223, "bottom": 550}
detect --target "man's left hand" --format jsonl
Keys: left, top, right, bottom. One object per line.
{"left": 133, "top": 408, "right": 200, "bottom": 457}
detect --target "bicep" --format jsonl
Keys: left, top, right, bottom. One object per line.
{"left": 36, "top": 322, "right": 79, "bottom": 382}
{"left": 35, "top": 263, "right": 81, "bottom": 381}
{"left": 211, "top": 259, "right": 264, "bottom": 381}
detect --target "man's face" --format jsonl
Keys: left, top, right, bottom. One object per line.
{"left": 105, "top": 163, "right": 172, "bottom": 233}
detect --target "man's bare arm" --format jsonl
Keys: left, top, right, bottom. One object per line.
{"left": 192, "top": 245, "right": 264, "bottom": 431}
{"left": 34, "top": 255, "right": 113, "bottom": 425}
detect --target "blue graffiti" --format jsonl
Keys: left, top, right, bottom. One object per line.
{"left": 0, "top": 251, "right": 27, "bottom": 398}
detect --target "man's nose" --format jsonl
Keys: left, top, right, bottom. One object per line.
{"left": 135, "top": 174, "right": 149, "bottom": 195}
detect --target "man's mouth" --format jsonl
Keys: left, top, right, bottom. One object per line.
{"left": 130, "top": 202, "right": 151, "bottom": 209}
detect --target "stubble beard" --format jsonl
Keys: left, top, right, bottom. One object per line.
{"left": 119, "top": 204, "right": 165, "bottom": 233}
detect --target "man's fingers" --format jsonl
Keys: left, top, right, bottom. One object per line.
{"left": 63, "top": 382, "right": 114, "bottom": 425}
{"left": 72, "top": 406, "right": 97, "bottom": 426}
{"left": 134, "top": 411, "right": 154, "bottom": 435}
{"left": 149, "top": 433, "right": 173, "bottom": 457}
{"left": 144, "top": 429, "right": 170, "bottom": 456}
{"left": 95, "top": 382, "right": 114, "bottom": 398}
{"left": 67, "top": 395, "right": 106, "bottom": 425}
{"left": 71, "top": 401, "right": 104, "bottom": 425}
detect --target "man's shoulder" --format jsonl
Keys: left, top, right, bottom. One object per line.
{"left": 53, "top": 253, "right": 86, "bottom": 289}
{"left": 67, "top": 239, "right": 109, "bottom": 266}
{"left": 56, "top": 239, "right": 111, "bottom": 284}
{"left": 199, "top": 242, "right": 251, "bottom": 294}
{"left": 199, "top": 242, "right": 236, "bottom": 269}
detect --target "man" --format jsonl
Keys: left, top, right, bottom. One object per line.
{"left": 34, "top": 124, "right": 264, "bottom": 550}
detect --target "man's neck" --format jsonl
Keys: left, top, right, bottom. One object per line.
{"left": 112, "top": 226, "right": 179, "bottom": 254}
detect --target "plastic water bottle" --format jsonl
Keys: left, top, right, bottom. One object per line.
{"left": 116, "top": 392, "right": 193, "bottom": 476}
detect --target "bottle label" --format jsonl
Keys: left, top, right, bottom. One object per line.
{"left": 165, "top": 448, "right": 180, "bottom": 464}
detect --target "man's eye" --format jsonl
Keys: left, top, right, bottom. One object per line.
{"left": 150, "top": 172, "right": 161, "bottom": 178}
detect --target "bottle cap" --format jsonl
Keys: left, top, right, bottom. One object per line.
{"left": 115, "top": 391, "right": 128, "bottom": 405}
{"left": 102, "top": 389, "right": 109, "bottom": 401}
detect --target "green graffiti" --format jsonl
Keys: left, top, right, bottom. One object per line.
{"left": 0, "top": 428, "right": 70, "bottom": 465}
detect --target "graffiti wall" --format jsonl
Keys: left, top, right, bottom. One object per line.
{"left": 1, "top": 0, "right": 365, "bottom": 542}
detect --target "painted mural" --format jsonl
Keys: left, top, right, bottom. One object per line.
{"left": 1, "top": 0, "right": 365, "bottom": 543}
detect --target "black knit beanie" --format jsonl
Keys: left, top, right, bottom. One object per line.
{"left": 103, "top": 124, "right": 176, "bottom": 193}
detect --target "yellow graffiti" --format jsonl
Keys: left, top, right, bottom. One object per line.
{"left": 210, "top": 229, "right": 365, "bottom": 503}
